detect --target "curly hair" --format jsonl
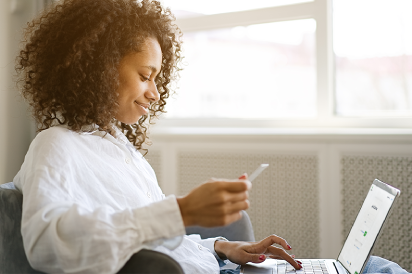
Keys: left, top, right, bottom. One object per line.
{"left": 15, "top": 0, "right": 182, "bottom": 150}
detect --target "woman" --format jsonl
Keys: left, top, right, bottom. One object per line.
{"left": 13, "top": 0, "right": 409, "bottom": 274}
{"left": 14, "top": 0, "right": 300, "bottom": 273}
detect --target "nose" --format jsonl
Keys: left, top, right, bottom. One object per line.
{"left": 146, "top": 81, "right": 160, "bottom": 102}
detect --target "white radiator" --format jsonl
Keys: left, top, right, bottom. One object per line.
{"left": 145, "top": 138, "right": 412, "bottom": 270}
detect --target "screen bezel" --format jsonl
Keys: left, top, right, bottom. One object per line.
{"left": 336, "top": 179, "right": 400, "bottom": 274}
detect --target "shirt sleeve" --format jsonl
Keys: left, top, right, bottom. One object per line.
{"left": 13, "top": 128, "right": 186, "bottom": 274}
{"left": 15, "top": 151, "right": 185, "bottom": 274}
{"left": 17, "top": 166, "right": 185, "bottom": 274}
{"left": 185, "top": 234, "right": 229, "bottom": 259}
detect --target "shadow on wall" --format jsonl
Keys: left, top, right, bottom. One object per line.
{"left": 1, "top": 0, "right": 37, "bottom": 183}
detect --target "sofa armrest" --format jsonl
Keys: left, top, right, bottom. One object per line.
{"left": 185, "top": 210, "right": 255, "bottom": 242}
{"left": 0, "top": 186, "right": 45, "bottom": 274}
{"left": 117, "top": 249, "right": 184, "bottom": 274}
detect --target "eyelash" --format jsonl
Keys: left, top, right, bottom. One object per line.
{"left": 141, "top": 76, "right": 150, "bottom": 82}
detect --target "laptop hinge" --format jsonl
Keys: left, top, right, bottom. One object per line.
{"left": 334, "top": 261, "right": 350, "bottom": 274}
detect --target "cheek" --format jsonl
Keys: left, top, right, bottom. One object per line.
{"left": 118, "top": 82, "right": 139, "bottom": 102}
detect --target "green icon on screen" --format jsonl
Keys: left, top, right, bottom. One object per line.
{"left": 355, "top": 272, "right": 359, "bottom": 274}
{"left": 364, "top": 231, "right": 367, "bottom": 236}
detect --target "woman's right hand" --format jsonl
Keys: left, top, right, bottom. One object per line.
{"left": 176, "top": 175, "right": 251, "bottom": 227}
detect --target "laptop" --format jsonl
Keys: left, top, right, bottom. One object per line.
{"left": 241, "top": 179, "right": 401, "bottom": 274}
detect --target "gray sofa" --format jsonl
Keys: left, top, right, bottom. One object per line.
{"left": 0, "top": 182, "right": 255, "bottom": 274}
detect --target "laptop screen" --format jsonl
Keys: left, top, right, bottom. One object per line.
{"left": 337, "top": 182, "right": 397, "bottom": 274}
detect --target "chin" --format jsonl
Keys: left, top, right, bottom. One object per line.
{"left": 116, "top": 115, "right": 144, "bottom": 125}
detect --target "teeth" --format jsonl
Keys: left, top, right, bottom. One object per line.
{"left": 135, "top": 101, "right": 148, "bottom": 109}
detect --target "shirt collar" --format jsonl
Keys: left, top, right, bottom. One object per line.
{"left": 56, "top": 123, "right": 130, "bottom": 146}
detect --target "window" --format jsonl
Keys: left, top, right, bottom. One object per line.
{"left": 334, "top": 0, "right": 412, "bottom": 117}
{"left": 166, "top": 19, "right": 317, "bottom": 119}
{"left": 165, "top": 0, "right": 313, "bottom": 17}
{"left": 159, "top": 0, "right": 412, "bottom": 128}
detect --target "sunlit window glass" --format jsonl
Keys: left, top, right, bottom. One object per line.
{"left": 334, "top": 0, "right": 412, "bottom": 117}
{"left": 162, "top": 0, "right": 313, "bottom": 18}
{"left": 165, "top": 19, "right": 317, "bottom": 119}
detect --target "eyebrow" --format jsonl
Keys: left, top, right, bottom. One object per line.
{"left": 142, "top": 65, "right": 158, "bottom": 73}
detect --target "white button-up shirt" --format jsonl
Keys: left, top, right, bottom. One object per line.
{"left": 13, "top": 126, "right": 221, "bottom": 274}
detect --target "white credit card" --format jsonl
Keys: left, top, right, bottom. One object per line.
{"left": 248, "top": 164, "right": 269, "bottom": 182}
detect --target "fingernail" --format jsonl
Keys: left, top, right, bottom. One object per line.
{"left": 287, "top": 244, "right": 292, "bottom": 249}
{"left": 259, "top": 255, "right": 266, "bottom": 261}
{"left": 239, "top": 174, "right": 247, "bottom": 179}
{"left": 297, "top": 260, "right": 302, "bottom": 264}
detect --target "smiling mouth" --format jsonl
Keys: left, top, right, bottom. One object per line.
{"left": 134, "top": 101, "right": 149, "bottom": 113}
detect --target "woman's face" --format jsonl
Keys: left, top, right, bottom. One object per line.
{"left": 115, "top": 37, "right": 162, "bottom": 124}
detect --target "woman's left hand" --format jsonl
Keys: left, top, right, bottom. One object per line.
{"left": 214, "top": 235, "right": 302, "bottom": 269}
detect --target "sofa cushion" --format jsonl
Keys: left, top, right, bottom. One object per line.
{"left": 0, "top": 183, "right": 44, "bottom": 274}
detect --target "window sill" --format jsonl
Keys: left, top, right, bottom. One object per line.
{"left": 149, "top": 126, "right": 412, "bottom": 143}
{"left": 151, "top": 126, "right": 412, "bottom": 135}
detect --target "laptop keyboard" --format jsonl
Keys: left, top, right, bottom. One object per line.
{"left": 277, "top": 260, "right": 329, "bottom": 274}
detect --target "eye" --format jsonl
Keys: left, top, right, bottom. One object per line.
{"left": 140, "top": 74, "right": 150, "bottom": 82}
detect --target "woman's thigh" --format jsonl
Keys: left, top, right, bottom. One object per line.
{"left": 362, "top": 256, "right": 410, "bottom": 274}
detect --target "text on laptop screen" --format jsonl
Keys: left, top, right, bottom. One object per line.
{"left": 338, "top": 184, "right": 396, "bottom": 274}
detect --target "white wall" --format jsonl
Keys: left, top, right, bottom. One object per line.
{"left": 0, "top": 0, "right": 10, "bottom": 185}
{"left": 0, "top": 0, "right": 37, "bottom": 184}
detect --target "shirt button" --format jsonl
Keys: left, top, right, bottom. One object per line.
{"left": 147, "top": 192, "right": 151, "bottom": 198}
{"left": 125, "top": 158, "right": 131, "bottom": 164}
{"left": 198, "top": 245, "right": 202, "bottom": 250}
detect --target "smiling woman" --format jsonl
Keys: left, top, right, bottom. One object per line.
{"left": 12, "top": 0, "right": 305, "bottom": 273}
{"left": 15, "top": 0, "right": 182, "bottom": 150}
{"left": 116, "top": 37, "right": 162, "bottom": 124}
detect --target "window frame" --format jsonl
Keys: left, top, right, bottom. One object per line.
{"left": 156, "top": 0, "right": 412, "bottom": 129}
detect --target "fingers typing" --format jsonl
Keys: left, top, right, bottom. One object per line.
{"left": 260, "top": 234, "right": 292, "bottom": 251}
{"left": 266, "top": 246, "right": 301, "bottom": 270}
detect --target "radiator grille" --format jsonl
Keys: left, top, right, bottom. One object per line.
{"left": 144, "top": 150, "right": 162, "bottom": 185}
{"left": 341, "top": 156, "right": 412, "bottom": 271}
{"left": 178, "top": 152, "right": 320, "bottom": 258}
